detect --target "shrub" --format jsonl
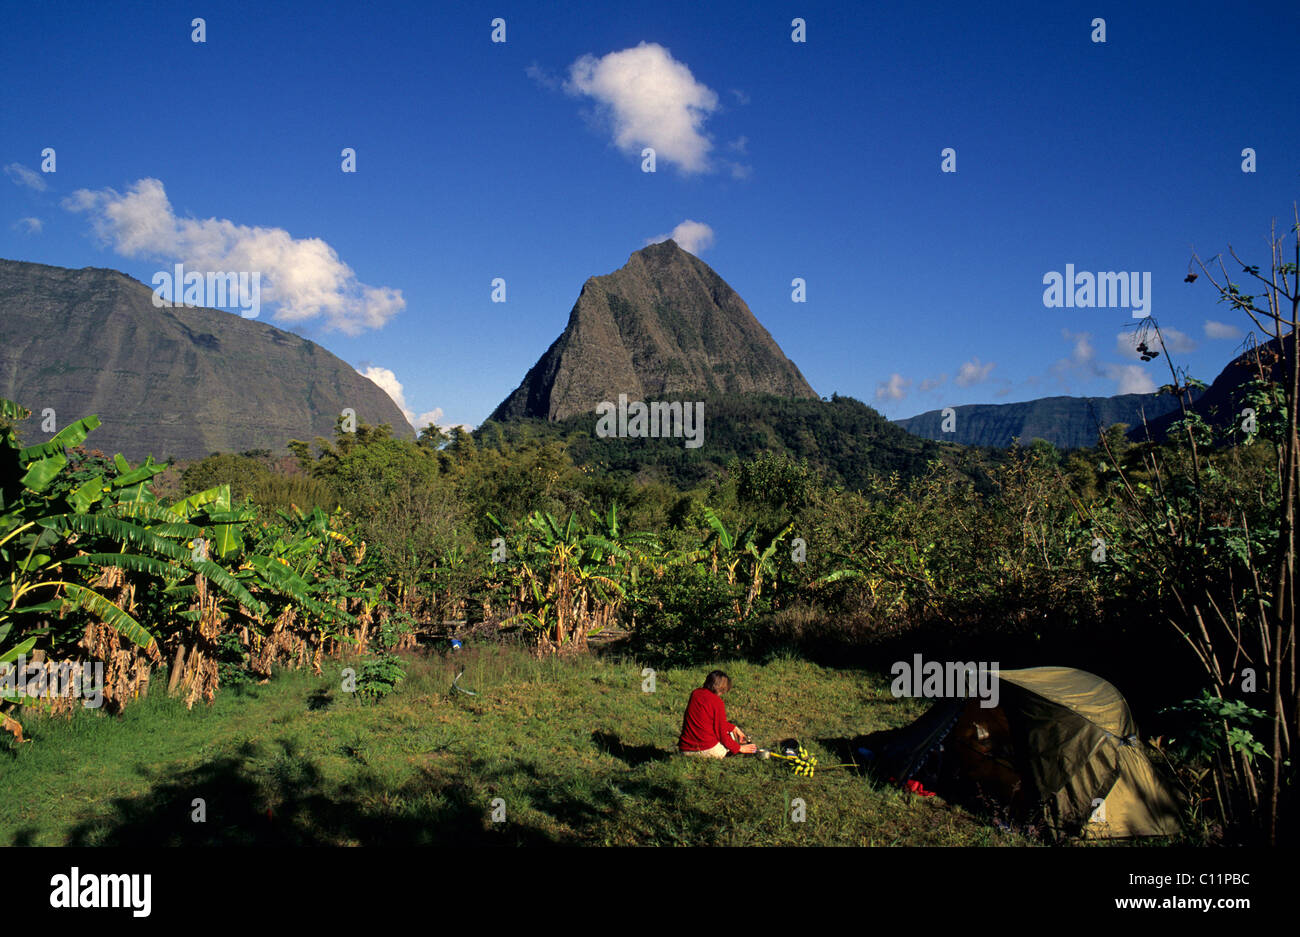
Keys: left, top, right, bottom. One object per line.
{"left": 630, "top": 563, "right": 745, "bottom": 666}
{"left": 353, "top": 653, "right": 406, "bottom": 703}
{"left": 214, "top": 631, "right": 252, "bottom": 689}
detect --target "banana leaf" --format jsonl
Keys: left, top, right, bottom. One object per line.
{"left": 143, "top": 521, "right": 205, "bottom": 539}
{"left": 58, "top": 583, "right": 156, "bottom": 650}
{"left": 1, "top": 636, "right": 37, "bottom": 665}
{"left": 110, "top": 458, "right": 166, "bottom": 489}
{"left": 208, "top": 521, "right": 244, "bottom": 559}
{"left": 65, "top": 553, "right": 182, "bottom": 580}
{"left": 20, "top": 453, "right": 67, "bottom": 492}
{"left": 0, "top": 399, "right": 31, "bottom": 422}
{"left": 170, "top": 485, "right": 232, "bottom": 516}
{"left": 191, "top": 559, "right": 265, "bottom": 615}
{"left": 38, "top": 514, "right": 189, "bottom": 561}
{"left": 17, "top": 415, "right": 102, "bottom": 463}
{"left": 108, "top": 501, "right": 188, "bottom": 523}
{"left": 68, "top": 475, "right": 107, "bottom": 514}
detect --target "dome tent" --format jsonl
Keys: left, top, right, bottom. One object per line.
{"left": 872, "top": 666, "right": 1182, "bottom": 839}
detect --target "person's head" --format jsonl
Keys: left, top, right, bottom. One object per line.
{"left": 703, "top": 670, "right": 731, "bottom": 695}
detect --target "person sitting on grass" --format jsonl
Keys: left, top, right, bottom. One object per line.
{"left": 678, "top": 670, "right": 757, "bottom": 758}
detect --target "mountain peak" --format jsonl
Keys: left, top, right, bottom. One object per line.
{"left": 634, "top": 237, "right": 686, "bottom": 257}
{"left": 489, "top": 243, "right": 817, "bottom": 422}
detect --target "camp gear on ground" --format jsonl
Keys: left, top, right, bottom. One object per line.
{"left": 903, "top": 779, "right": 937, "bottom": 797}
{"left": 452, "top": 667, "right": 477, "bottom": 695}
{"left": 872, "top": 666, "right": 1182, "bottom": 839}
{"left": 765, "top": 740, "right": 856, "bottom": 777}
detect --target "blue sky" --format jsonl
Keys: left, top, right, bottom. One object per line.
{"left": 2, "top": 0, "right": 1297, "bottom": 429}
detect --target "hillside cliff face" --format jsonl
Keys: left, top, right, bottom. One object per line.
{"left": 490, "top": 240, "right": 817, "bottom": 421}
{"left": 0, "top": 258, "right": 412, "bottom": 460}
{"left": 895, "top": 393, "right": 1190, "bottom": 449}
{"left": 1135, "top": 335, "right": 1288, "bottom": 441}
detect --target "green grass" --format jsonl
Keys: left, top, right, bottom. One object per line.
{"left": 1, "top": 644, "right": 1037, "bottom": 846}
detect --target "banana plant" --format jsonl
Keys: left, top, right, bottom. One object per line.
{"left": 700, "top": 506, "right": 757, "bottom": 586}
{"left": 814, "top": 547, "right": 910, "bottom": 616}
{"left": 487, "top": 509, "right": 630, "bottom": 653}
{"left": 2, "top": 403, "right": 167, "bottom": 655}
{"left": 742, "top": 521, "right": 795, "bottom": 617}
{"left": 2, "top": 402, "right": 265, "bottom": 644}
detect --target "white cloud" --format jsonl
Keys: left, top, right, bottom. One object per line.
{"left": 919, "top": 375, "right": 947, "bottom": 393}
{"left": 566, "top": 42, "right": 719, "bottom": 173}
{"left": 1205, "top": 319, "right": 1243, "bottom": 340}
{"left": 1053, "top": 329, "right": 1158, "bottom": 395}
{"left": 525, "top": 62, "right": 562, "bottom": 91}
{"left": 1065, "top": 329, "right": 1095, "bottom": 365}
{"left": 359, "top": 366, "right": 465, "bottom": 434}
{"left": 645, "top": 219, "right": 715, "bottom": 255}
{"left": 63, "top": 178, "right": 403, "bottom": 335}
{"left": 723, "top": 136, "right": 753, "bottom": 179}
{"left": 1112, "top": 364, "right": 1156, "bottom": 395}
{"left": 954, "top": 357, "right": 995, "bottom": 387}
{"left": 360, "top": 366, "right": 410, "bottom": 418}
{"left": 13, "top": 217, "right": 42, "bottom": 234}
{"left": 411, "top": 408, "right": 446, "bottom": 430}
{"left": 1051, "top": 329, "right": 1100, "bottom": 382}
{"left": 875, "top": 373, "right": 911, "bottom": 401}
{"left": 1165, "top": 328, "right": 1197, "bottom": 354}
{"left": 729, "top": 89, "right": 751, "bottom": 106}
{"left": 4, "top": 163, "right": 46, "bottom": 192}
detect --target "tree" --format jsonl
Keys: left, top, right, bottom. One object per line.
{"left": 1098, "top": 208, "right": 1300, "bottom": 843}
{"left": 1187, "top": 207, "right": 1300, "bottom": 844}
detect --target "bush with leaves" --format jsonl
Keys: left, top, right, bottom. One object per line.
{"left": 628, "top": 562, "right": 746, "bottom": 667}
{"left": 352, "top": 652, "right": 406, "bottom": 703}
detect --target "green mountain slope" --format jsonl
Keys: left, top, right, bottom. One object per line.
{"left": 479, "top": 392, "right": 957, "bottom": 490}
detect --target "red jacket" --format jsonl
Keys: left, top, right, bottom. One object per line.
{"left": 679, "top": 687, "right": 740, "bottom": 753}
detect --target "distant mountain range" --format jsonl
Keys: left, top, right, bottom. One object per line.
{"left": 3, "top": 249, "right": 1271, "bottom": 476}
{"left": 490, "top": 239, "right": 818, "bottom": 421}
{"left": 0, "top": 258, "right": 411, "bottom": 460}
{"left": 894, "top": 392, "right": 1195, "bottom": 450}
{"left": 890, "top": 337, "right": 1292, "bottom": 450}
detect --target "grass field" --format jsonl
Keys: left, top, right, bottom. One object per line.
{"left": 2, "top": 644, "right": 1042, "bottom": 846}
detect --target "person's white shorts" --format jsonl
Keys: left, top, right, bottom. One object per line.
{"left": 681, "top": 742, "right": 729, "bottom": 758}
{"left": 680, "top": 730, "right": 743, "bottom": 759}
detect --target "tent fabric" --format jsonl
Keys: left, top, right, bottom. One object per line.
{"left": 873, "top": 666, "right": 1182, "bottom": 839}
{"left": 999, "top": 667, "right": 1136, "bottom": 738}
{"left": 874, "top": 699, "right": 965, "bottom": 786}
{"left": 1088, "top": 744, "right": 1182, "bottom": 838}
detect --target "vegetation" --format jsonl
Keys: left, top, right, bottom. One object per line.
{"left": 1, "top": 645, "right": 1036, "bottom": 846}
{"left": 3, "top": 214, "right": 1296, "bottom": 846}
{"left": 476, "top": 392, "right": 970, "bottom": 492}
